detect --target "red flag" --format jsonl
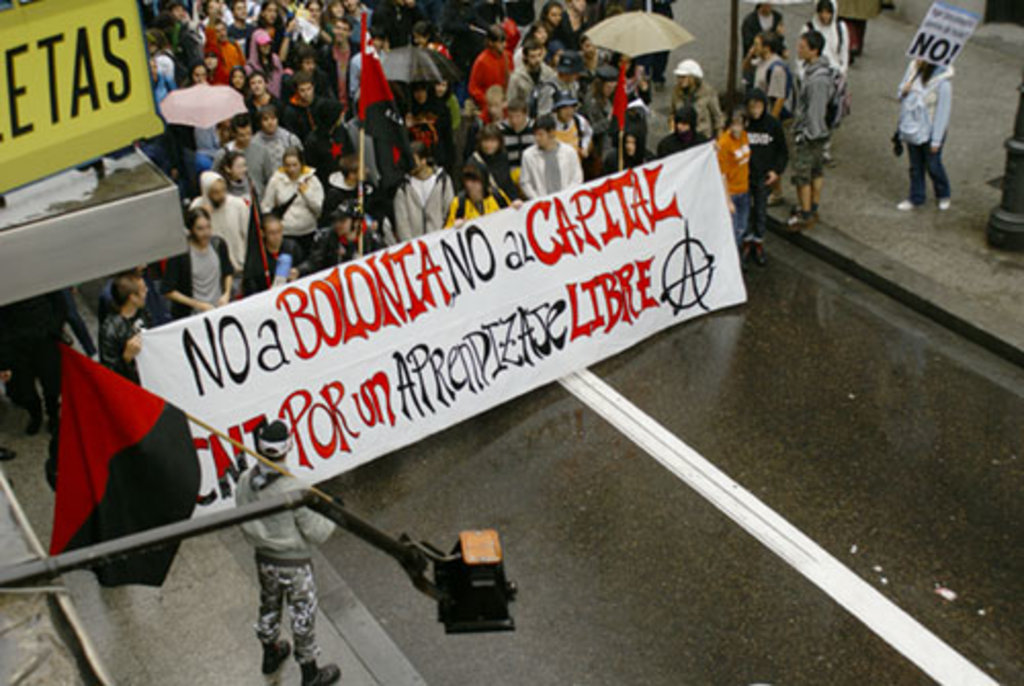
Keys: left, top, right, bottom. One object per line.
{"left": 357, "top": 15, "right": 412, "bottom": 188}
{"left": 52, "top": 346, "right": 200, "bottom": 586}
{"left": 613, "top": 62, "right": 628, "bottom": 132}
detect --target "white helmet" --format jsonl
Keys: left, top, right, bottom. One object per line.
{"left": 674, "top": 59, "right": 703, "bottom": 80}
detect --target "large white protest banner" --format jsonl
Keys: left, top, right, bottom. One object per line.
{"left": 137, "top": 144, "right": 746, "bottom": 513}
{"left": 906, "top": 1, "right": 980, "bottom": 67}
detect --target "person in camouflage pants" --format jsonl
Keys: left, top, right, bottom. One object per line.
{"left": 237, "top": 420, "right": 341, "bottom": 686}
{"left": 255, "top": 558, "right": 320, "bottom": 664}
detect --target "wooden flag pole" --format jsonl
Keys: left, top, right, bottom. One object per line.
{"left": 184, "top": 411, "right": 336, "bottom": 505}
{"left": 357, "top": 127, "right": 366, "bottom": 257}
{"left": 618, "top": 127, "right": 624, "bottom": 172}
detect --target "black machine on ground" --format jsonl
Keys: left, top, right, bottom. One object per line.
{"left": 0, "top": 488, "right": 517, "bottom": 635}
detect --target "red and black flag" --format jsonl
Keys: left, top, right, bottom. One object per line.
{"left": 359, "top": 16, "right": 412, "bottom": 190}
{"left": 51, "top": 346, "right": 200, "bottom": 587}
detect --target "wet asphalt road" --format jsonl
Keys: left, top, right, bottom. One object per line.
{"left": 319, "top": 238, "right": 1023, "bottom": 686}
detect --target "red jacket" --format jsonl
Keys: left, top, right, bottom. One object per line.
{"left": 205, "top": 26, "right": 246, "bottom": 85}
{"left": 468, "top": 47, "right": 511, "bottom": 111}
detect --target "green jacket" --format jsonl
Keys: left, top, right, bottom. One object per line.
{"left": 236, "top": 467, "right": 336, "bottom": 561}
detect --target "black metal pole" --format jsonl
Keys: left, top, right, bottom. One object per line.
{"left": 987, "top": 68, "right": 1024, "bottom": 250}
{"left": 0, "top": 490, "right": 316, "bottom": 588}
{"left": 726, "top": 0, "right": 740, "bottom": 109}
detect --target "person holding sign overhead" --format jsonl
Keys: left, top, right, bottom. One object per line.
{"left": 896, "top": 60, "right": 953, "bottom": 212}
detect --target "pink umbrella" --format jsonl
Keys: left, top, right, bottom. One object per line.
{"left": 159, "top": 84, "right": 247, "bottom": 129}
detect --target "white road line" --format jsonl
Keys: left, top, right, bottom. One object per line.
{"left": 559, "top": 369, "right": 996, "bottom": 686}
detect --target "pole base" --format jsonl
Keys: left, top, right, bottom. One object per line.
{"left": 987, "top": 206, "right": 1024, "bottom": 250}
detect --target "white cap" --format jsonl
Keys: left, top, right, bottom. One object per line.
{"left": 674, "top": 59, "right": 703, "bottom": 79}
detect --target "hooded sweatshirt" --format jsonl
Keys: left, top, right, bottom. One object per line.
{"left": 898, "top": 62, "right": 954, "bottom": 147}
{"left": 260, "top": 166, "right": 324, "bottom": 237}
{"left": 656, "top": 105, "right": 709, "bottom": 158}
{"left": 803, "top": 10, "right": 849, "bottom": 77}
{"left": 793, "top": 58, "right": 834, "bottom": 142}
{"left": 393, "top": 167, "right": 455, "bottom": 242}
{"left": 236, "top": 464, "right": 336, "bottom": 561}
{"left": 745, "top": 89, "right": 789, "bottom": 186}
{"left": 189, "top": 171, "right": 250, "bottom": 272}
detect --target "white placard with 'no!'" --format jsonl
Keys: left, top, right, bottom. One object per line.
{"left": 906, "top": 1, "right": 981, "bottom": 67}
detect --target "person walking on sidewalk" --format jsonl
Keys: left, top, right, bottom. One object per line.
{"left": 896, "top": 60, "right": 953, "bottom": 212}
{"left": 237, "top": 420, "right": 341, "bottom": 686}
{"left": 718, "top": 110, "right": 752, "bottom": 258}
{"left": 746, "top": 89, "right": 788, "bottom": 265}
{"left": 787, "top": 31, "right": 833, "bottom": 232}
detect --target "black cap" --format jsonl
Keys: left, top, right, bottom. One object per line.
{"left": 556, "top": 50, "right": 584, "bottom": 75}
{"left": 256, "top": 420, "right": 292, "bottom": 461}
{"left": 596, "top": 64, "right": 618, "bottom": 82}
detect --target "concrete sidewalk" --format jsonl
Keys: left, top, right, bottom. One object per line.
{"left": 0, "top": 402, "right": 425, "bottom": 685}
{"left": 763, "top": 11, "right": 1024, "bottom": 365}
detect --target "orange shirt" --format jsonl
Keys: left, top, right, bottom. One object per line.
{"left": 717, "top": 130, "right": 751, "bottom": 196}
{"left": 468, "top": 48, "right": 511, "bottom": 110}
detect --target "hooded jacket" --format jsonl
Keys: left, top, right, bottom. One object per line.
{"left": 246, "top": 31, "right": 286, "bottom": 98}
{"left": 898, "top": 62, "right": 953, "bottom": 146}
{"left": 656, "top": 106, "right": 709, "bottom": 158}
{"left": 507, "top": 62, "right": 558, "bottom": 117}
{"left": 236, "top": 466, "right": 336, "bottom": 561}
{"left": 189, "top": 171, "right": 250, "bottom": 272}
{"left": 670, "top": 80, "right": 725, "bottom": 140}
{"left": 393, "top": 167, "right": 455, "bottom": 241}
{"left": 793, "top": 58, "right": 834, "bottom": 142}
{"left": 260, "top": 166, "right": 324, "bottom": 237}
{"left": 303, "top": 100, "right": 355, "bottom": 188}
{"left": 519, "top": 140, "right": 584, "bottom": 200}
{"left": 745, "top": 89, "right": 789, "bottom": 185}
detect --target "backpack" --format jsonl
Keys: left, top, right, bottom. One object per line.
{"left": 898, "top": 87, "right": 934, "bottom": 145}
{"left": 528, "top": 80, "right": 559, "bottom": 119}
{"left": 767, "top": 61, "right": 796, "bottom": 121}
{"left": 804, "top": 20, "right": 850, "bottom": 129}
{"left": 826, "top": 67, "right": 850, "bottom": 129}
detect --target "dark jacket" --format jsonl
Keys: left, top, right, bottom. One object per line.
{"left": 442, "top": 0, "right": 487, "bottom": 74}
{"left": 745, "top": 89, "right": 789, "bottom": 186}
{"left": 0, "top": 293, "right": 67, "bottom": 370}
{"left": 372, "top": 0, "right": 423, "bottom": 49}
{"left": 304, "top": 100, "right": 356, "bottom": 188}
{"left": 655, "top": 106, "right": 708, "bottom": 158}
{"left": 741, "top": 8, "right": 784, "bottom": 55}
{"left": 283, "top": 96, "right": 321, "bottom": 144}
{"left": 297, "top": 226, "right": 385, "bottom": 276}
{"left": 243, "top": 237, "right": 305, "bottom": 295}
{"left": 161, "top": 237, "right": 233, "bottom": 319}
{"left": 99, "top": 310, "right": 150, "bottom": 383}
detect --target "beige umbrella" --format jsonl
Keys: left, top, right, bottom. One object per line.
{"left": 584, "top": 11, "right": 695, "bottom": 59}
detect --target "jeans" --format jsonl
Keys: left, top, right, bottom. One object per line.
{"left": 730, "top": 192, "right": 751, "bottom": 249}
{"left": 746, "top": 183, "right": 769, "bottom": 244}
{"left": 635, "top": 2, "right": 672, "bottom": 83}
{"left": 908, "top": 143, "right": 950, "bottom": 205}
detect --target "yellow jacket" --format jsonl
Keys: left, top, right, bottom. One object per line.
{"left": 444, "top": 193, "right": 504, "bottom": 228}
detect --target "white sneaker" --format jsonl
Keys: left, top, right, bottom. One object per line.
{"left": 938, "top": 198, "right": 951, "bottom": 211}
{"left": 896, "top": 200, "right": 915, "bottom": 211}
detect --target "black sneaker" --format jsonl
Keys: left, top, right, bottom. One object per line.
{"left": 261, "top": 641, "right": 291, "bottom": 675}
{"left": 0, "top": 447, "right": 15, "bottom": 462}
{"left": 753, "top": 243, "right": 767, "bottom": 267}
{"left": 301, "top": 662, "right": 341, "bottom": 686}
{"left": 26, "top": 412, "right": 42, "bottom": 436}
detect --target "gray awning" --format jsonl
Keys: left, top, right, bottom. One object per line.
{"left": 0, "top": 151, "right": 185, "bottom": 307}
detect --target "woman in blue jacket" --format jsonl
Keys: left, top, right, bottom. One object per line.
{"left": 897, "top": 60, "right": 953, "bottom": 211}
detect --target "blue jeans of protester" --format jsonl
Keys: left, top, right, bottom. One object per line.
{"left": 731, "top": 193, "right": 751, "bottom": 249}
{"left": 908, "top": 143, "right": 950, "bottom": 206}
{"left": 746, "top": 183, "right": 769, "bottom": 244}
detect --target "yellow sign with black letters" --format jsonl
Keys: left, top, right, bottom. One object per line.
{"left": 0, "top": 0, "right": 164, "bottom": 193}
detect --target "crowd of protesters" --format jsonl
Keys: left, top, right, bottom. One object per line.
{"left": 0, "top": 0, "right": 947, "bottom": 476}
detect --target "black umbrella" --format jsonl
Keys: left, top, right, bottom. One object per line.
{"left": 382, "top": 46, "right": 461, "bottom": 83}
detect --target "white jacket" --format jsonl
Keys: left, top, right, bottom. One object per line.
{"left": 519, "top": 142, "right": 584, "bottom": 200}
{"left": 261, "top": 167, "right": 324, "bottom": 238}
{"left": 392, "top": 168, "right": 455, "bottom": 242}
{"left": 190, "top": 171, "right": 250, "bottom": 272}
